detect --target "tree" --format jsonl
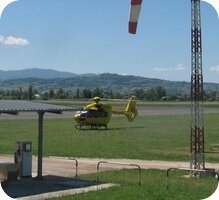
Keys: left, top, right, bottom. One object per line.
{"left": 56, "top": 88, "right": 66, "bottom": 99}
{"left": 82, "top": 88, "right": 92, "bottom": 98}
{"left": 145, "top": 88, "right": 156, "bottom": 100}
{"left": 17, "top": 87, "right": 23, "bottom": 100}
{"left": 28, "top": 85, "right": 35, "bottom": 100}
{"left": 42, "top": 92, "right": 49, "bottom": 100}
{"left": 155, "top": 86, "right": 166, "bottom": 100}
{"left": 49, "top": 89, "right": 55, "bottom": 98}
{"left": 133, "top": 89, "right": 145, "bottom": 100}
{"left": 92, "top": 87, "right": 103, "bottom": 98}
{"left": 76, "top": 88, "right": 80, "bottom": 99}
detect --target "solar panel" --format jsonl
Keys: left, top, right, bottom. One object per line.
{"left": 0, "top": 100, "right": 74, "bottom": 114}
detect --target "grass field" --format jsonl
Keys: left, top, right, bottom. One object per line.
{"left": 54, "top": 169, "right": 218, "bottom": 200}
{"left": 0, "top": 114, "right": 219, "bottom": 162}
{"left": 1, "top": 107, "right": 219, "bottom": 199}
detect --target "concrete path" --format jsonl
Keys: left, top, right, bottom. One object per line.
{"left": 1, "top": 155, "right": 219, "bottom": 178}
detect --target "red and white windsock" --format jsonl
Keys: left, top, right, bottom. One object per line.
{"left": 128, "top": 0, "right": 143, "bottom": 34}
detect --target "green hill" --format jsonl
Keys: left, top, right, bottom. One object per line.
{"left": 0, "top": 73, "right": 218, "bottom": 96}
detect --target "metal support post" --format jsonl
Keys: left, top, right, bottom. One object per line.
{"left": 37, "top": 111, "right": 45, "bottom": 180}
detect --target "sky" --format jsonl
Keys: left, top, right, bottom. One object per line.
{"left": 0, "top": 0, "right": 219, "bottom": 83}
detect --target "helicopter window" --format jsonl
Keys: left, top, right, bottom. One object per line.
{"left": 79, "top": 110, "right": 88, "bottom": 117}
{"left": 86, "top": 110, "right": 108, "bottom": 118}
{"left": 87, "top": 110, "right": 97, "bottom": 118}
{"left": 99, "top": 110, "right": 108, "bottom": 117}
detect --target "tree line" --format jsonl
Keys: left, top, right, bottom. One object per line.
{"left": 0, "top": 85, "right": 218, "bottom": 101}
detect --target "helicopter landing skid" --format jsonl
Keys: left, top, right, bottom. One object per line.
{"left": 74, "top": 124, "right": 107, "bottom": 130}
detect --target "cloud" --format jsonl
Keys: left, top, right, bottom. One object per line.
{"left": 0, "top": 35, "right": 29, "bottom": 46}
{"left": 153, "top": 64, "right": 185, "bottom": 72}
{"left": 210, "top": 66, "right": 219, "bottom": 72}
{"left": 175, "top": 64, "right": 185, "bottom": 71}
{"left": 153, "top": 67, "right": 169, "bottom": 72}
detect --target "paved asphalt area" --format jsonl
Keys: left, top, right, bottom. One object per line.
{"left": 0, "top": 155, "right": 122, "bottom": 200}
{"left": 0, "top": 107, "right": 218, "bottom": 120}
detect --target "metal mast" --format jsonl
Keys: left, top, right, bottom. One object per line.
{"left": 190, "top": 0, "right": 205, "bottom": 170}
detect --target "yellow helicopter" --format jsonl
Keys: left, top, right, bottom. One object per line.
{"left": 74, "top": 96, "right": 137, "bottom": 129}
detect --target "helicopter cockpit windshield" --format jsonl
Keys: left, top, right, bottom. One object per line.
{"left": 77, "top": 109, "right": 108, "bottom": 118}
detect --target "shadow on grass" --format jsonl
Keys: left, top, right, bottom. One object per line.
{"left": 108, "top": 126, "right": 147, "bottom": 130}
{"left": 74, "top": 126, "right": 146, "bottom": 131}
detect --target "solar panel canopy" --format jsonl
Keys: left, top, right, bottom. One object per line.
{"left": 0, "top": 100, "right": 74, "bottom": 115}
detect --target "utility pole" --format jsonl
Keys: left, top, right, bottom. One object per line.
{"left": 190, "top": 0, "right": 205, "bottom": 170}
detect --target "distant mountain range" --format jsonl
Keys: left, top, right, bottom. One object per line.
{"left": 0, "top": 69, "right": 218, "bottom": 95}
{"left": 0, "top": 68, "right": 95, "bottom": 80}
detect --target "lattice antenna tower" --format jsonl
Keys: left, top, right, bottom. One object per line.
{"left": 190, "top": 0, "right": 205, "bottom": 170}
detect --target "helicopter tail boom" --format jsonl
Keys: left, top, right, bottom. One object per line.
{"left": 112, "top": 96, "right": 138, "bottom": 121}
